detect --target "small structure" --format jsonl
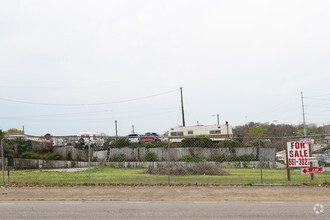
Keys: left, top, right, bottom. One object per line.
{"left": 168, "top": 122, "right": 233, "bottom": 142}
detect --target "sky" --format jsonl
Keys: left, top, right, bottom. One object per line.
{"left": 1, "top": 0, "right": 330, "bottom": 136}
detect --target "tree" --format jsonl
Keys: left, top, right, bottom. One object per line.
{"left": 233, "top": 122, "right": 298, "bottom": 138}
{"left": 247, "top": 124, "right": 264, "bottom": 137}
{"left": 6, "top": 128, "right": 24, "bottom": 134}
{"left": 44, "top": 133, "right": 52, "bottom": 138}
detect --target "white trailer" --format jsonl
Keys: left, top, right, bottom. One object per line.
{"left": 80, "top": 132, "right": 105, "bottom": 147}
{"left": 168, "top": 123, "right": 233, "bottom": 142}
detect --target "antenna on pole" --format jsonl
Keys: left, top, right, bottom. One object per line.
{"left": 301, "top": 91, "right": 307, "bottom": 137}
{"left": 180, "top": 87, "right": 185, "bottom": 127}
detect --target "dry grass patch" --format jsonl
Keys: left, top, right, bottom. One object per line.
{"left": 144, "top": 163, "right": 229, "bottom": 176}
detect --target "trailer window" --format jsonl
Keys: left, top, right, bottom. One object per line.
{"left": 188, "top": 130, "right": 193, "bottom": 135}
{"left": 210, "top": 130, "right": 221, "bottom": 134}
{"left": 170, "top": 132, "right": 183, "bottom": 136}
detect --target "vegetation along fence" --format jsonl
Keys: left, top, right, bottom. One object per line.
{"left": 0, "top": 134, "right": 329, "bottom": 186}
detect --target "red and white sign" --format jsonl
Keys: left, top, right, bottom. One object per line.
{"left": 301, "top": 167, "right": 325, "bottom": 174}
{"left": 307, "top": 157, "right": 317, "bottom": 162}
{"left": 299, "top": 138, "right": 314, "bottom": 144}
{"left": 287, "top": 141, "right": 310, "bottom": 167}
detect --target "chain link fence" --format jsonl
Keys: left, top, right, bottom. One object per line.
{"left": 1, "top": 134, "right": 329, "bottom": 186}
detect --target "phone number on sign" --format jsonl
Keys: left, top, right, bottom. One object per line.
{"left": 288, "top": 158, "right": 309, "bottom": 166}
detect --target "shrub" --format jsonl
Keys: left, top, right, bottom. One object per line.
{"left": 112, "top": 154, "right": 126, "bottom": 162}
{"left": 42, "top": 152, "right": 61, "bottom": 160}
{"left": 142, "top": 142, "right": 155, "bottom": 149}
{"left": 156, "top": 141, "right": 168, "bottom": 148}
{"left": 221, "top": 139, "right": 242, "bottom": 148}
{"left": 17, "top": 139, "right": 27, "bottom": 156}
{"left": 143, "top": 151, "right": 158, "bottom": 162}
{"left": 182, "top": 135, "right": 213, "bottom": 148}
{"left": 109, "top": 137, "right": 131, "bottom": 148}
{"left": 251, "top": 139, "right": 265, "bottom": 147}
{"left": 4, "top": 147, "right": 14, "bottom": 159}
{"left": 66, "top": 151, "right": 73, "bottom": 160}
{"left": 210, "top": 154, "right": 226, "bottom": 162}
{"left": 238, "top": 154, "right": 255, "bottom": 161}
{"left": 104, "top": 137, "right": 115, "bottom": 148}
{"left": 20, "top": 151, "right": 39, "bottom": 159}
{"left": 129, "top": 143, "right": 140, "bottom": 148}
{"left": 179, "top": 155, "right": 206, "bottom": 162}
{"left": 227, "top": 153, "right": 240, "bottom": 161}
{"left": 37, "top": 146, "right": 48, "bottom": 153}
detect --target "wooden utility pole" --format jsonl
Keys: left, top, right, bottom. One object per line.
{"left": 301, "top": 92, "right": 314, "bottom": 180}
{"left": 115, "top": 120, "right": 118, "bottom": 138}
{"left": 180, "top": 87, "right": 185, "bottom": 127}
{"left": 301, "top": 92, "right": 307, "bottom": 137}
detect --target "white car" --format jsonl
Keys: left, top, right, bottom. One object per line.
{"left": 127, "top": 134, "right": 140, "bottom": 143}
{"left": 276, "top": 154, "right": 285, "bottom": 162}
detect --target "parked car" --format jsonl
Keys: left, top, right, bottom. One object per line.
{"left": 139, "top": 132, "right": 160, "bottom": 143}
{"left": 276, "top": 154, "right": 285, "bottom": 163}
{"left": 318, "top": 155, "right": 330, "bottom": 167}
{"left": 127, "top": 134, "right": 140, "bottom": 143}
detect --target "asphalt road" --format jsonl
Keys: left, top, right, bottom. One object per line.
{"left": 0, "top": 201, "right": 329, "bottom": 219}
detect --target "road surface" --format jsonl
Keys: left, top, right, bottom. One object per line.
{"left": 1, "top": 186, "right": 329, "bottom": 219}
{"left": 0, "top": 200, "right": 329, "bottom": 219}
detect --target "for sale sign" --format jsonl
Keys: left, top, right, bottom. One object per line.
{"left": 287, "top": 141, "right": 310, "bottom": 167}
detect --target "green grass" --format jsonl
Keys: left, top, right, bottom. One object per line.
{"left": 2, "top": 166, "right": 329, "bottom": 186}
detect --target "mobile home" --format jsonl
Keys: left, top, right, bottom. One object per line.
{"left": 168, "top": 123, "right": 233, "bottom": 142}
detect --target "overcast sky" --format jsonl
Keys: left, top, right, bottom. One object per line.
{"left": 1, "top": 0, "right": 330, "bottom": 136}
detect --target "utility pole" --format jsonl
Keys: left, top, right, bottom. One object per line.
{"left": 217, "top": 114, "right": 220, "bottom": 125}
{"left": 115, "top": 120, "right": 118, "bottom": 138}
{"left": 180, "top": 87, "right": 185, "bottom": 127}
{"left": 1, "top": 138, "right": 4, "bottom": 184}
{"left": 132, "top": 125, "right": 135, "bottom": 134}
{"left": 301, "top": 91, "right": 307, "bottom": 137}
{"left": 301, "top": 92, "right": 314, "bottom": 180}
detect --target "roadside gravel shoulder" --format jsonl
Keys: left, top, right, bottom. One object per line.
{"left": 1, "top": 185, "right": 329, "bottom": 201}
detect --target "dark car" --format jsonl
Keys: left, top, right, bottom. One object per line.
{"left": 318, "top": 155, "right": 330, "bottom": 167}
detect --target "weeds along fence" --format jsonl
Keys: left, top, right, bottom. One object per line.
{"left": 0, "top": 134, "right": 329, "bottom": 186}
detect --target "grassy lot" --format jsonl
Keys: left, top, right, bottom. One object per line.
{"left": 2, "top": 166, "right": 329, "bottom": 186}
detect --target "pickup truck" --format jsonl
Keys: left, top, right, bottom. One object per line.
{"left": 139, "top": 132, "right": 160, "bottom": 143}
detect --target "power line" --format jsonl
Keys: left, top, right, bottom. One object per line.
{"left": 0, "top": 89, "right": 178, "bottom": 106}
{"left": 305, "top": 92, "right": 330, "bottom": 99}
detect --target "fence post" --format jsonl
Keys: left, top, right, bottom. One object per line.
{"left": 167, "top": 138, "right": 170, "bottom": 185}
{"left": 285, "top": 137, "right": 291, "bottom": 181}
{"left": 309, "top": 141, "right": 314, "bottom": 181}
{"left": 1, "top": 138, "right": 4, "bottom": 185}
{"left": 88, "top": 139, "right": 91, "bottom": 185}
{"left": 259, "top": 138, "right": 263, "bottom": 184}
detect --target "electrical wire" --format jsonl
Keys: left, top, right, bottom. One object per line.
{"left": 0, "top": 89, "right": 179, "bottom": 106}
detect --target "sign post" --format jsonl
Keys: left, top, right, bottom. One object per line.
{"left": 300, "top": 138, "right": 315, "bottom": 180}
